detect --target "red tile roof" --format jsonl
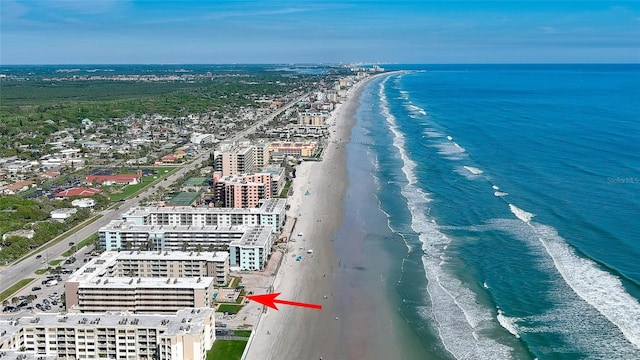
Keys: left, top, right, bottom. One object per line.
{"left": 7, "top": 180, "right": 34, "bottom": 191}
{"left": 55, "top": 187, "right": 102, "bottom": 198}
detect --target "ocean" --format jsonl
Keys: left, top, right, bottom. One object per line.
{"left": 338, "top": 64, "right": 640, "bottom": 359}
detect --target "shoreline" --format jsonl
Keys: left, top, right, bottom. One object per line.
{"left": 244, "top": 72, "right": 394, "bottom": 360}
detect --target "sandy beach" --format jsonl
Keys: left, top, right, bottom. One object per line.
{"left": 245, "top": 72, "right": 399, "bottom": 360}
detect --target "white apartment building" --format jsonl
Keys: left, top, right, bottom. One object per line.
{"left": 0, "top": 308, "right": 215, "bottom": 360}
{"left": 119, "top": 198, "right": 287, "bottom": 233}
{"left": 98, "top": 223, "right": 274, "bottom": 270}
{"left": 75, "top": 250, "right": 229, "bottom": 285}
{"left": 230, "top": 227, "right": 273, "bottom": 271}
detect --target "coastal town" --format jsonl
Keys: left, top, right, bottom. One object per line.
{"left": 0, "top": 64, "right": 385, "bottom": 360}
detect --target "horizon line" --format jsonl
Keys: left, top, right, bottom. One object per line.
{"left": 1, "top": 62, "right": 639, "bottom": 67}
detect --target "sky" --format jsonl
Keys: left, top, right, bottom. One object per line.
{"left": 1, "top": 0, "right": 639, "bottom": 64}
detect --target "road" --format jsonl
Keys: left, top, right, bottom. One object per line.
{"left": 0, "top": 92, "right": 308, "bottom": 293}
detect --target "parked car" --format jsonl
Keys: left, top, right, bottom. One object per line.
{"left": 32, "top": 286, "right": 41, "bottom": 291}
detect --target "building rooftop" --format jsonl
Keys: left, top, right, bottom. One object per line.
{"left": 54, "top": 187, "right": 102, "bottom": 198}
{"left": 0, "top": 308, "right": 213, "bottom": 340}
{"left": 102, "top": 219, "right": 254, "bottom": 234}
{"left": 122, "top": 199, "right": 285, "bottom": 218}
{"left": 259, "top": 198, "right": 287, "bottom": 215}
{"left": 67, "top": 250, "right": 226, "bottom": 287}
{"left": 116, "top": 250, "right": 229, "bottom": 263}
{"left": 78, "top": 276, "right": 214, "bottom": 289}
{"left": 231, "top": 226, "right": 272, "bottom": 249}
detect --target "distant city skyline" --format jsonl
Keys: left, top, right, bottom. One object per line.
{"left": 1, "top": 0, "right": 639, "bottom": 64}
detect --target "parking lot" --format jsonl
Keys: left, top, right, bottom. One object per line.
{"left": 2, "top": 245, "right": 97, "bottom": 315}
{"left": 2, "top": 273, "right": 69, "bottom": 314}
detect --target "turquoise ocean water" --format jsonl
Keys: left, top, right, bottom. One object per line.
{"left": 339, "top": 65, "right": 640, "bottom": 359}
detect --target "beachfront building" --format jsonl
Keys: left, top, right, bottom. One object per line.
{"left": 98, "top": 222, "right": 273, "bottom": 270}
{"left": 119, "top": 198, "right": 287, "bottom": 233}
{"left": 253, "top": 141, "right": 271, "bottom": 169}
{"left": 0, "top": 308, "right": 215, "bottom": 360}
{"left": 212, "top": 172, "right": 272, "bottom": 208}
{"left": 297, "top": 111, "right": 328, "bottom": 126}
{"left": 230, "top": 227, "right": 273, "bottom": 271}
{"left": 267, "top": 141, "right": 319, "bottom": 161}
{"left": 65, "top": 263, "right": 215, "bottom": 313}
{"left": 221, "top": 144, "right": 255, "bottom": 176}
{"left": 66, "top": 276, "right": 214, "bottom": 313}
{"left": 261, "top": 165, "right": 286, "bottom": 197}
{"left": 77, "top": 250, "right": 229, "bottom": 285}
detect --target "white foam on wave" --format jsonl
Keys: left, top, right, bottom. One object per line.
{"left": 508, "top": 204, "right": 534, "bottom": 223}
{"left": 492, "top": 185, "right": 500, "bottom": 190}
{"left": 447, "top": 135, "right": 453, "bottom": 141}
{"left": 379, "top": 77, "right": 513, "bottom": 359}
{"left": 455, "top": 166, "right": 484, "bottom": 180}
{"left": 532, "top": 222, "right": 640, "bottom": 349}
{"left": 494, "top": 191, "right": 509, "bottom": 197}
{"left": 505, "top": 205, "right": 640, "bottom": 351}
{"left": 423, "top": 129, "right": 444, "bottom": 138}
{"left": 489, "top": 217, "right": 640, "bottom": 358}
{"left": 496, "top": 309, "right": 521, "bottom": 339}
{"left": 433, "top": 142, "right": 467, "bottom": 159}
{"left": 404, "top": 103, "right": 427, "bottom": 119}
{"left": 463, "top": 166, "right": 484, "bottom": 175}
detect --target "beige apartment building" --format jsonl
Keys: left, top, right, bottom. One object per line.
{"left": 297, "top": 111, "right": 328, "bottom": 126}
{"left": 0, "top": 308, "right": 215, "bottom": 360}
{"left": 65, "top": 252, "right": 218, "bottom": 314}
{"left": 65, "top": 276, "right": 214, "bottom": 314}
{"left": 267, "top": 141, "right": 319, "bottom": 161}
{"left": 221, "top": 144, "right": 255, "bottom": 176}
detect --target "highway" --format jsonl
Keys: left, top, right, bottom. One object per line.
{"left": 0, "top": 92, "right": 308, "bottom": 293}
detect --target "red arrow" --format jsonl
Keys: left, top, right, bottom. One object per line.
{"left": 246, "top": 292, "right": 322, "bottom": 310}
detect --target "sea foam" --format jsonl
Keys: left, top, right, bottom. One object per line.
{"left": 509, "top": 204, "right": 534, "bottom": 223}
{"left": 496, "top": 309, "right": 521, "bottom": 339}
{"left": 379, "top": 76, "right": 513, "bottom": 359}
{"left": 506, "top": 204, "right": 640, "bottom": 351}
{"left": 532, "top": 222, "right": 640, "bottom": 349}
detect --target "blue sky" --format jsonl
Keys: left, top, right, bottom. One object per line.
{"left": 1, "top": 0, "right": 639, "bottom": 64}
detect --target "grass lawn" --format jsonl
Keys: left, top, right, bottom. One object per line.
{"left": 35, "top": 269, "right": 48, "bottom": 275}
{"left": 109, "top": 167, "right": 179, "bottom": 201}
{"left": 217, "top": 304, "right": 242, "bottom": 314}
{"left": 277, "top": 179, "right": 292, "bottom": 198}
{"left": 232, "top": 330, "right": 252, "bottom": 338}
{"left": 48, "top": 259, "right": 63, "bottom": 266}
{"left": 228, "top": 277, "right": 241, "bottom": 288}
{"left": 206, "top": 340, "right": 247, "bottom": 360}
{"left": 0, "top": 278, "right": 34, "bottom": 302}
